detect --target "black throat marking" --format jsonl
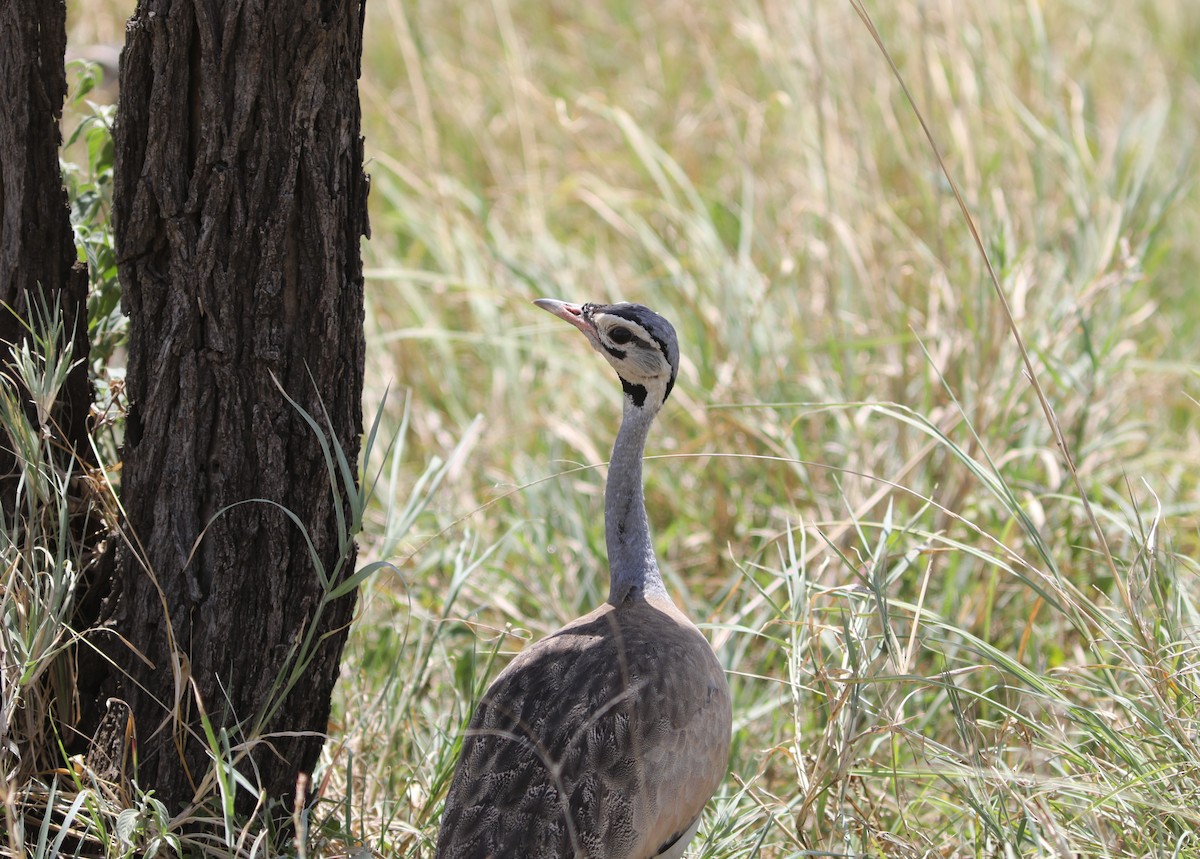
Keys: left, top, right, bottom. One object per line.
{"left": 620, "top": 377, "right": 648, "bottom": 407}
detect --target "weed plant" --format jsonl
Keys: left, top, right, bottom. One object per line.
{"left": 6, "top": 1, "right": 1198, "bottom": 856}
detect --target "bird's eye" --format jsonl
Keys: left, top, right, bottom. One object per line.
{"left": 608, "top": 327, "right": 633, "bottom": 345}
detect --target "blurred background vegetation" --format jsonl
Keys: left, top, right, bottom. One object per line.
{"left": 45, "top": 0, "right": 1200, "bottom": 855}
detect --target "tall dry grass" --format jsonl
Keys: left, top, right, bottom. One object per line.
{"left": 14, "top": 0, "right": 1200, "bottom": 855}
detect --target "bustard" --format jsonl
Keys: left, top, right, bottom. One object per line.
{"left": 435, "top": 300, "right": 732, "bottom": 859}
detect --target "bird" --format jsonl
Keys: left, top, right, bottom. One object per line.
{"left": 434, "top": 299, "right": 732, "bottom": 859}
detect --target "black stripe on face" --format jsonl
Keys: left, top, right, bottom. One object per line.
{"left": 643, "top": 329, "right": 672, "bottom": 365}
{"left": 602, "top": 345, "right": 627, "bottom": 360}
{"left": 605, "top": 309, "right": 669, "bottom": 359}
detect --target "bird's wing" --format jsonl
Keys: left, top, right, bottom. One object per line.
{"left": 434, "top": 601, "right": 730, "bottom": 859}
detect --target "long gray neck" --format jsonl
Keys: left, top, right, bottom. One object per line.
{"left": 606, "top": 396, "right": 667, "bottom": 604}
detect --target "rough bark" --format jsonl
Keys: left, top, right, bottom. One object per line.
{"left": 0, "top": 0, "right": 93, "bottom": 501}
{"left": 85, "top": 0, "right": 369, "bottom": 815}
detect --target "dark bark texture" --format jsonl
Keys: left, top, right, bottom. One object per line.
{"left": 0, "top": 0, "right": 93, "bottom": 503}
{"left": 87, "top": 0, "right": 369, "bottom": 814}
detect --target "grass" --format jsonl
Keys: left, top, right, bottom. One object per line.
{"left": 6, "top": 0, "right": 1200, "bottom": 855}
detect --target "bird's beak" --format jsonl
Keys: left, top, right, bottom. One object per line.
{"left": 533, "top": 298, "right": 595, "bottom": 337}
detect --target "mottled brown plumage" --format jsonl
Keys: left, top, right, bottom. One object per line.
{"left": 436, "top": 300, "right": 731, "bottom": 859}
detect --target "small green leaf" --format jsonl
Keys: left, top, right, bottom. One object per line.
{"left": 115, "top": 808, "right": 141, "bottom": 847}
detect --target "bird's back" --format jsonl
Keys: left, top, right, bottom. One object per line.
{"left": 435, "top": 596, "right": 731, "bottom": 859}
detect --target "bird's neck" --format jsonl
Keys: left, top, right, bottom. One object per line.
{"left": 606, "top": 396, "right": 667, "bottom": 604}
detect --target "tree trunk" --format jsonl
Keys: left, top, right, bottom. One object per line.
{"left": 85, "top": 0, "right": 369, "bottom": 815}
{"left": 0, "top": 0, "right": 93, "bottom": 500}
{"left": 0, "top": 0, "right": 97, "bottom": 790}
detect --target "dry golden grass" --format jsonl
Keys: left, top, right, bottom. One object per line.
{"left": 22, "top": 1, "right": 1200, "bottom": 855}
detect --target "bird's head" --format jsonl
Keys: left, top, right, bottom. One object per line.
{"left": 534, "top": 298, "right": 679, "bottom": 409}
